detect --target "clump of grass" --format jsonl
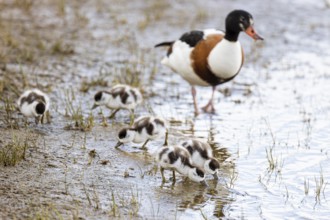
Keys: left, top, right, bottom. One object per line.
{"left": 100, "top": 111, "right": 109, "bottom": 127}
{"left": 225, "top": 168, "right": 238, "bottom": 189}
{"left": 314, "top": 168, "right": 327, "bottom": 206}
{"left": 193, "top": 8, "right": 208, "bottom": 25}
{"left": 0, "top": 79, "right": 4, "bottom": 92}
{"left": 0, "top": 97, "right": 20, "bottom": 129}
{"left": 112, "top": 49, "right": 157, "bottom": 88}
{"left": 80, "top": 66, "right": 109, "bottom": 93}
{"left": 1, "top": 32, "right": 19, "bottom": 49}
{"left": 262, "top": 118, "right": 284, "bottom": 182}
{"left": 64, "top": 107, "right": 94, "bottom": 131}
{"left": 304, "top": 178, "right": 310, "bottom": 196}
{"left": 0, "top": 136, "right": 30, "bottom": 166}
{"left": 0, "top": 72, "right": 20, "bottom": 98}
{"left": 284, "top": 185, "right": 289, "bottom": 204}
{"left": 57, "top": 0, "right": 66, "bottom": 16}
{"left": 19, "top": 47, "right": 35, "bottom": 62}
{"left": 109, "top": 188, "right": 141, "bottom": 217}
{"left": 51, "top": 40, "right": 74, "bottom": 55}
{"left": 73, "top": 10, "right": 89, "bottom": 27}
{"left": 92, "top": 184, "right": 101, "bottom": 210}
{"left": 127, "top": 188, "right": 140, "bottom": 217}
{"left": 81, "top": 132, "right": 87, "bottom": 149}
{"left": 265, "top": 146, "right": 276, "bottom": 171}
{"left": 13, "top": 0, "right": 33, "bottom": 11}
{"left": 29, "top": 203, "right": 63, "bottom": 220}
{"left": 265, "top": 146, "right": 284, "bottom": 182}
{"left": 110, "top": 190, "right": 119, "bottom": 217}
{"left": 95, "top": 46, "right": 157, "bottom": 90}
{"left": 140, "top": 1, "right": 170, "bottom": 24}
{"left": 63, "top": 89, "right": 94, "bottom": 131}
{"left": 87, "top": 149, "right": 100, "bottom": 165}
{"left": 137, "top": 16, "right": 151, "bottom": 30}
{"left": 113, "top": 62, "right": 142, "bottom": 87}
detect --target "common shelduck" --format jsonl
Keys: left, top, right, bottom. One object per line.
{"left": 155, "top": 10, "right": 263, "bottom": 115}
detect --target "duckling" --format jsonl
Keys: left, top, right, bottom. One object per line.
{"left": 92, "top": 84, "right": 142, "bottom": 124}
{"left": 115, "top": 116, "right": 168, "bottom": 149}
{"left": 155, "top": 145, "right": 207, "bottom": 186}
{"left": 181, "top": 139, "right": 220, "bottom": 179}
{"left": 17, "top": 88, "right": 50, "bottom": 124}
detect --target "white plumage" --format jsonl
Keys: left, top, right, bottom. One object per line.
{"left": 207, "top": 39, "right": 243, "bottom": 79}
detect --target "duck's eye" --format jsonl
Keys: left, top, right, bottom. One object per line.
{"left": 240, "top": 16, "right": 246, "bottom": 23}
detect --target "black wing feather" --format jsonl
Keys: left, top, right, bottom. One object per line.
{"left": 179, "top": 30, "right": 204, "bottom": 47}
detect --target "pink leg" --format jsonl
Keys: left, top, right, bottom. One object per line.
{"left": 202, "top": 86, "right": 216, "bottom": 113}
{"left": 191, "top": 86, "right": 199, "bottom": 116}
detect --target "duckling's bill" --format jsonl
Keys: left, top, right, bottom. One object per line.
{"left": 200, "top": 179, "right": 208, "bottom": 186}
{"left": 91, "top": 103, "right": 99, "bottom": 110}
{"left": 114, "top": 141, "right": 123, "bottom": 148}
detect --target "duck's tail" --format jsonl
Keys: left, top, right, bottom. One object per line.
{"left": 154, "top": 41, "right": 174, "bottom": 48}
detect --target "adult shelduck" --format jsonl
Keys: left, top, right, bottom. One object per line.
{"left": 155, "top": 10, "right": 263, "bottom": 115}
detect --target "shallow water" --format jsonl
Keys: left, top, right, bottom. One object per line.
{"left": 0, "top": 0, "right": 330, "bottom": 219}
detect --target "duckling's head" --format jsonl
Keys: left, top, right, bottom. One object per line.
{"left": 92, "top": 91, "right": 109, "bottom": 109}
{"left": 35, "top": 102, "right": 46, "bottom": 116}
{"left": 188, "top": 167, "right": 207, "bottom": 185}
{"left": 32, "top": 101, "right": 46, "bottom": 124}
{"left": 117, "top": 127, "right": 136, "bottom": 143}
{"left": 204, "top": 158, "right": 220, "bottom": 175}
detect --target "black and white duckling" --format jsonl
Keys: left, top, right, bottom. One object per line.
{"left": 181, "top": 139, "right": 220, "bottom": 179}
{"left": 115, "top": 116, "right": 168, "bottom": 149}
{"left": 92, "top": 84, "right": 143, "bottom": 124}
{"left": 17, "top": 88, "right": 50, "bottom": 124}
{"left": 155, "top": 145, "right": 207, "bottom": 186}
